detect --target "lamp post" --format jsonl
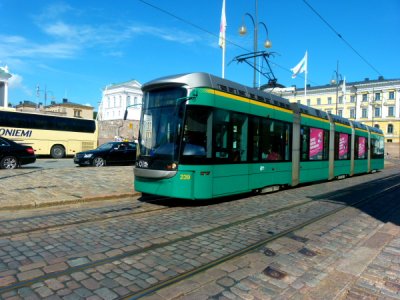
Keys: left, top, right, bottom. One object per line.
{"left": 239, "top": 2, "right": 272, "bottom": 88}
{"left": 36, "top": 85, "right": 55, "bottom": 108}
{"left": 330, "top": 61, "right": 342, "bottom": 115}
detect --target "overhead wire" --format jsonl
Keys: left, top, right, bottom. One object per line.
{"left": 302, "top": 0, "right": 382, "bottom": 76}
{"left": 138, "top": 0, "right": 359, "bottom": 86}
{"left": 137, "top": 0, "right": 302, "bottom": 84}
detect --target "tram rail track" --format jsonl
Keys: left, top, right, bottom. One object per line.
{"left": 0, "top": 196, "right": 172, "bottom": 238}
{"left": 1, "top": 172, "right": 398, "bottom": 239}
{"left": 125, "top": 180, "right": 400, "bottom": 299}
{"left": 1, "top": 177, "right": 399, "bottom": 298}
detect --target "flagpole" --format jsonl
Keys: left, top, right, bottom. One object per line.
{"left": 304, "top": 69, "right": 307, "bottom": 99}
{"left": 304, "top": 51, "right": 308, "bottom": 99}
{"left": 222, "top": 41, "right": 225, "bottom": 78}
{"left": 219, "top": 0, "right": 226, "bottom": 78}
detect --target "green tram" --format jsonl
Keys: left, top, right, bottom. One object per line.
{"left": 134, "top": 72, "right": 384, "bottom": 200}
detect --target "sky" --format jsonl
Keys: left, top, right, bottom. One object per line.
{"left": 1, "top": 0, "right": 399, "bottom": 110}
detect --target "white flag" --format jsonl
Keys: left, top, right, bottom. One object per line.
{"left": 291, "top": 51, "right": 308, "bottom": 78}
{"left": 219, "top": 0, "right": 226, "bottom": 48}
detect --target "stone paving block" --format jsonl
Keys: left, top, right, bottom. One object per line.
{"left": 35, "top": 285, "right": 54, "bottom": 298}
{"left": 43, "top": 262, "right": 69, "bottom": 274}
{"left": 336, "top": 247, "right": 381, "bottom": 277}
{"left": 17, "top": 269, "right": 45, "bottom": 282}
{"left": 0, "top": 275, "right": 16, "bottom": 287}
{"left": 94, "top": 287, "right": 118, "bottom": 300}
{"left": 155, "top": 279, "right": 199, "bottom": 299}
{"left": 81, "top": 278, "right": 101, "bottom": 290}
{"left": 67, "top": 257, "right": 90, "bottom": 267}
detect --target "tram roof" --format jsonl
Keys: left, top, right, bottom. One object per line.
{"left": 290, "top": 102, "right": 329, "bottom": 121}
{"left": 142, "top": 72, "right": 291, "bottom": 110}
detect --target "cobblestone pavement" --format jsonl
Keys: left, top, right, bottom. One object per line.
{"left": 150, "top": 174, "right": 400, "bottom": 299}
{"left": 0, "top": 162, "right": 398, "bottom": 299}
{"left": 0, "top": 165, "right": 136, "bottom": 210}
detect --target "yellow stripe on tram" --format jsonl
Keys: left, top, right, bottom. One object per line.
{"left": 206, "top": 89, "right": 293, "bottom": 115}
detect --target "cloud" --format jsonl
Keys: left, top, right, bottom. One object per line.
{"left": 36, "top": 2, "right": 74, "bottom": 20}
{"left": 8, "top": 73, "right": 32, "bottom": 97}
{"left": 8, "top": 73, "right": 23, "bottom": 88}
{"left": 127, "top": 25, "right": 199, "bottom": 44}
{"left": 0, "top": 34, "right": 80, "bottom": 60}
{"left": 1, "top": 3, "right": 203, "bottom": 67}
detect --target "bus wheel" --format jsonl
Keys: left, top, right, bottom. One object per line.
{"left": 0, "top": 156, "right": 18, "bottom": 169}
{"left": 50, "top": 145, "right": 65, "bottom": 158}
{"left": 92, "top": 157, "right": 105, "bottom": 167}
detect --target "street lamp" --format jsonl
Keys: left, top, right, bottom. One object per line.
{"left": 239, "top": 11, "right": 272, "bottom": 88}
{"left": 330, "top": 61, "right": 342, "bottom": 115}
{"left": 36, "top": 85, "right": 55, "bottom": 108}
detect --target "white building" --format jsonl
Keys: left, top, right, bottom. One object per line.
{"left": 97, "top": 79, "right": 143, "bottom": 144}
{"left": 266, "top": 76, "right": 400, "bottom": 156}
{"left": 98, "top": 79, "right": 142, "bottom": 121}
{"left": 0, "top": 65, "right": 12, "bottom": 108}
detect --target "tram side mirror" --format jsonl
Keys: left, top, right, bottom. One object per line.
{"left": 124, "top": 110, "right": 128, "bottom": 120}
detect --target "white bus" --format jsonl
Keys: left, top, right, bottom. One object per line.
{"left": 0, "top": 109, "right": 97, "bottom": 158}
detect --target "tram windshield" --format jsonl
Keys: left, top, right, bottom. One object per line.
{"left": 138, "top": 87, "right": 187, "bottom": 164}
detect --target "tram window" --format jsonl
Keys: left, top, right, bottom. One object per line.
{"left": 251, "top": 117, "right": 261, "bottom": 162}
{"left": 231, "top": 113, "right": 248, "bottom": 162}
{"left": 181, "top": 107, "right": 211, "bottom": 164}
{"left": 214, "top": 110, "right": 230, "bottom": 160}
{"left": 300, "top": 126, "right": 329, "bottom": 161}
{"left": 371, "top": 137, "right": 384, "bottom": 158}
{"left": 355, "top": 136, "right": 367, "bottom": 159}
{"left": 259, "top": 120, "right": 291, "bottom": 162}
{"left": 213, "top": 110, "right": 248, "bottom": 163}
{"left": 335, "top": 132, "right": 350, "bottom": 160}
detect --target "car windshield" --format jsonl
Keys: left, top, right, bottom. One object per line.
{"left": 97, "top": 142, "right": 115, "bottom": 151}
{"left": 138, "top": 87, "right": 187, "bottom": 161}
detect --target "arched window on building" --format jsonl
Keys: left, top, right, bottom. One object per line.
{"left": 387, "top": 124, "right": 394, "bottom": 134}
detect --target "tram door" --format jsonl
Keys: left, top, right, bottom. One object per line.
{"left": 213, "top": 110, "right": 249, "bottom": 197}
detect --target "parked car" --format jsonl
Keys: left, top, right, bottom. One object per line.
{"left": 74, "top": 141, "right": 137, "bottom": 167}
{"left": 0, "top": 136, "right": 36, "bottom": 169}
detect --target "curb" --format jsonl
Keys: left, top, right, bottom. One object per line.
{"left": 0, "top": 192, "right": 140, "bottom": 211}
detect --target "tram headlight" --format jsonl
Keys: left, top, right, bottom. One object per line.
{"left": 166, "top": 163, "right": 177, "bottom": 170}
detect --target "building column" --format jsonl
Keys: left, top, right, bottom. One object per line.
{"left": 0, "top": 66, "right": 12, "bottom": 108}
{"left": 3, "top": 81, "right": 9, "bottom": 108}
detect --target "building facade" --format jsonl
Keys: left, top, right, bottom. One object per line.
{"left": 97, "top": 80, "right": 143, "bottom": 144}
{"left": 0, "top": 66, "right": 12, "bottom": 108}
{"left": 267, "top": 77, "right": 400, "bottom": 157}
{"left": 15, "top": 99, "right": 94, "bottom": 120}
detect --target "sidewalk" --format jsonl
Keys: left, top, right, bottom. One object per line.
{"left": 0, "top": 165, "right": 136, "bottom": 210}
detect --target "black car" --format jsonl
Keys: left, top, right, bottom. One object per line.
{"left": 74, "top": 141, "right": 137, "bottom": 167}
{"left": 0, "top": 136, "right": 36, "bottom": 169}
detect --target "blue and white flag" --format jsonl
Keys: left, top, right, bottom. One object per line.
{"left": 291, "top": 51, "right": 308, "bottom": 78}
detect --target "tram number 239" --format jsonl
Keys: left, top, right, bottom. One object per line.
{"left": 180, "top": 174, "right": 191, "bottom": 180}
